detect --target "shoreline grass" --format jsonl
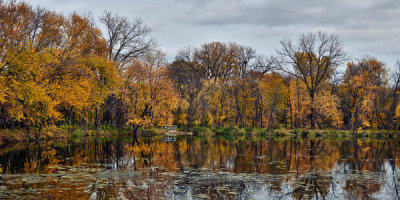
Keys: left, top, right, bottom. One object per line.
{"left": 1, "top": 125, "right": 398, "bottom": 146}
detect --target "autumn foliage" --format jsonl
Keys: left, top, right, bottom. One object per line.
{"left": 1, "top": 1, "right": 400, "bottom": 135}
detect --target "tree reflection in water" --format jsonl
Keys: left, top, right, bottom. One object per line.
{"left": 1, "top": 136, "right": 400, "bottom": 199}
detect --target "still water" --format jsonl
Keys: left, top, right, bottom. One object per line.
{"left": 0, "top": 136, "right": 400, "bottom": 199}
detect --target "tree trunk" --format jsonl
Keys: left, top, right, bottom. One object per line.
{"left": 186, "top": 98, "right": 196, "bottom": 130}
{"left": 352, "top": 104, "right": 360, "bottom": 134}
{"left": 27, "top": 126, "right": 32, "bottom": 142}
{"left": 267, "top": 110, "right": 274, "bottom": 132}
{"left": 95, "top": 108, "right": 100, "bottom": 131}
{"left": 133, "top": 125, "right": 140, "bottom": 136}
{"left": 68, "top": 107, "right": 74, "bottom": 126}
{"left": 37, "top": 127, "right": 41, "bottom": 141}
{"left": 310, "top": 92, "right": 316, "bottom": 129}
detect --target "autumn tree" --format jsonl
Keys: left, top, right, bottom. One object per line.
{"left": 277, "top": 31, "right": 346, "bottom": 129}
{"left": 0, "top": 2, "right": 63, "bottom": 133}
{"left": 314, "top": 87, "right": 343, "bottom": 128}
{"left": 3, "top": 0, "right": 400, "bottom": 135}
{"left": 0, "top": 2, "right": 118, "bottom": 135}
{"left": 124, "top": 51, "right": 179, "bottom": 134}
{"left": 170, "top": 42, "right": 243, "bottom": 127}
{"left": 287, "top": 78, "right": 311, "bottom": 128}
{"left": 99, "top": 10, "right": 156, "bottom": 129}
{"left": 388, "top": 60, "right": 400, "bottom": 132}
{"left": 168, "top": 47, "right": 206, "bottom": 128}
{"left": 343, "top": 57, "right": 387, "bottom": 133}
{"left": 259, "top": 72, "right": 288, "bottom": 130}
{"left": 232, "top": 49, "right": 277, "bottom": 127}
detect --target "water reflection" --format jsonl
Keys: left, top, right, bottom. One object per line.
{"left": 1, "top": 136, "right": 400, "bottom": 199}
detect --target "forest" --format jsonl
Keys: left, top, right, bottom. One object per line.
{"left": 1, "top": 1, "right": 400, "bottom": 137}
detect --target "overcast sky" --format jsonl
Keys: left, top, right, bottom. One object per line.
{"left": 29, "top": 0, "right": 400, "bottom": 69}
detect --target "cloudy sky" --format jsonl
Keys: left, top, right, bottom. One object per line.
{"left": 29, "top": 0, "right": 400, "bottom": 68}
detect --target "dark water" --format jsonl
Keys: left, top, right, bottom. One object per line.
{"left": 0, "top": 136, "right": 400, "bottom": 199}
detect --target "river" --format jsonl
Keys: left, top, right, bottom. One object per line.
{"left": 0, "top": 135, "right": 399, "bottom": 199}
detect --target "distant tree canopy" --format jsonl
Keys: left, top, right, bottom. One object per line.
{"left": 1, "top": 1, "right": 400, "bottom": 135}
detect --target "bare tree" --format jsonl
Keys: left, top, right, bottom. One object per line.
{"left": 253, "top": 55, "right": 278, "bottom": 74}
{"left": 277, "top": 31, "right": 346, "bottom": 129}
{"left": 100, "top": 10, "right": 156, "bottom": 72}
{"left": 237, "top": 47, "right": 256, "bottom": 78}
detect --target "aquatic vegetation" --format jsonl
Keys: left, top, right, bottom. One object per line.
{"left": 1, "top": 136, "right": 400, "bottom": 199}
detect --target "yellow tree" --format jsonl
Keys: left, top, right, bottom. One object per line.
{"left": 259, "top": 72, "right": 288, "bottom": 130}
{"left": 194, "top": 42, "right": 241, "bottom": 126}
{"left": 344, "top": 57, "right": 386, "bottom": 133}
{"left": 0, "top": 2, "right": 64, "bottom": 132}
{"left": 314, "top": 89, "right": 343, "bottom": 128}
{"left": 277, "top": 32, "right": 346, "bottom": 129}
{"left": 42, "top": 13, "right": 116, "bottom": 129}
{"left": 84, "top": 55, "right": 118, "bottom": 129}
{"left": 1, "top": 43, "right": 60, "bottom": 136}
{"left": 0, "top": 2, "right": 118, "bottom": 134}
{"left": 287, "top": 78, "right": 310, "bottom": 128}
{"left": 124, "top": 51, "right": 179, "bottom": 134}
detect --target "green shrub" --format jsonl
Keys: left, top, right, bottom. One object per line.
{"left": 69, "top": 130, "right": 83, "bottom": 140}
{"left": 193, "top": 126, "right": 213, "bottom": 136}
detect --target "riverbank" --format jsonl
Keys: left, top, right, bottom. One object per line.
{"left": 191, "top": 126, "right": 397, "bottom": 140}
{"left": 0, "top": 125, "right": 398, "bottom": 146}
{"left": 0, "top": 125, "right": 118, "bottom": 146}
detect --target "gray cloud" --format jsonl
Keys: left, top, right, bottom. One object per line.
{"left": 29, "top": 0, "right": 400, "bottom": 67}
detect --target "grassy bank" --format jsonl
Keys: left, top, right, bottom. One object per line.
{"left": 1, "top": 124, "right": 398, "bottom": 146}
{"left": 188, "top": 126, "right": 398, "bottom": 140}
{"left": 0, "top": 125, "right": 120, "bottom": 146}
{"left": 0, "top": 124, "right": 172, "bottom": 146}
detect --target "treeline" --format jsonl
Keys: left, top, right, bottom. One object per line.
{"left": 1, "top": 1, "right": 399, "bottom": 135}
